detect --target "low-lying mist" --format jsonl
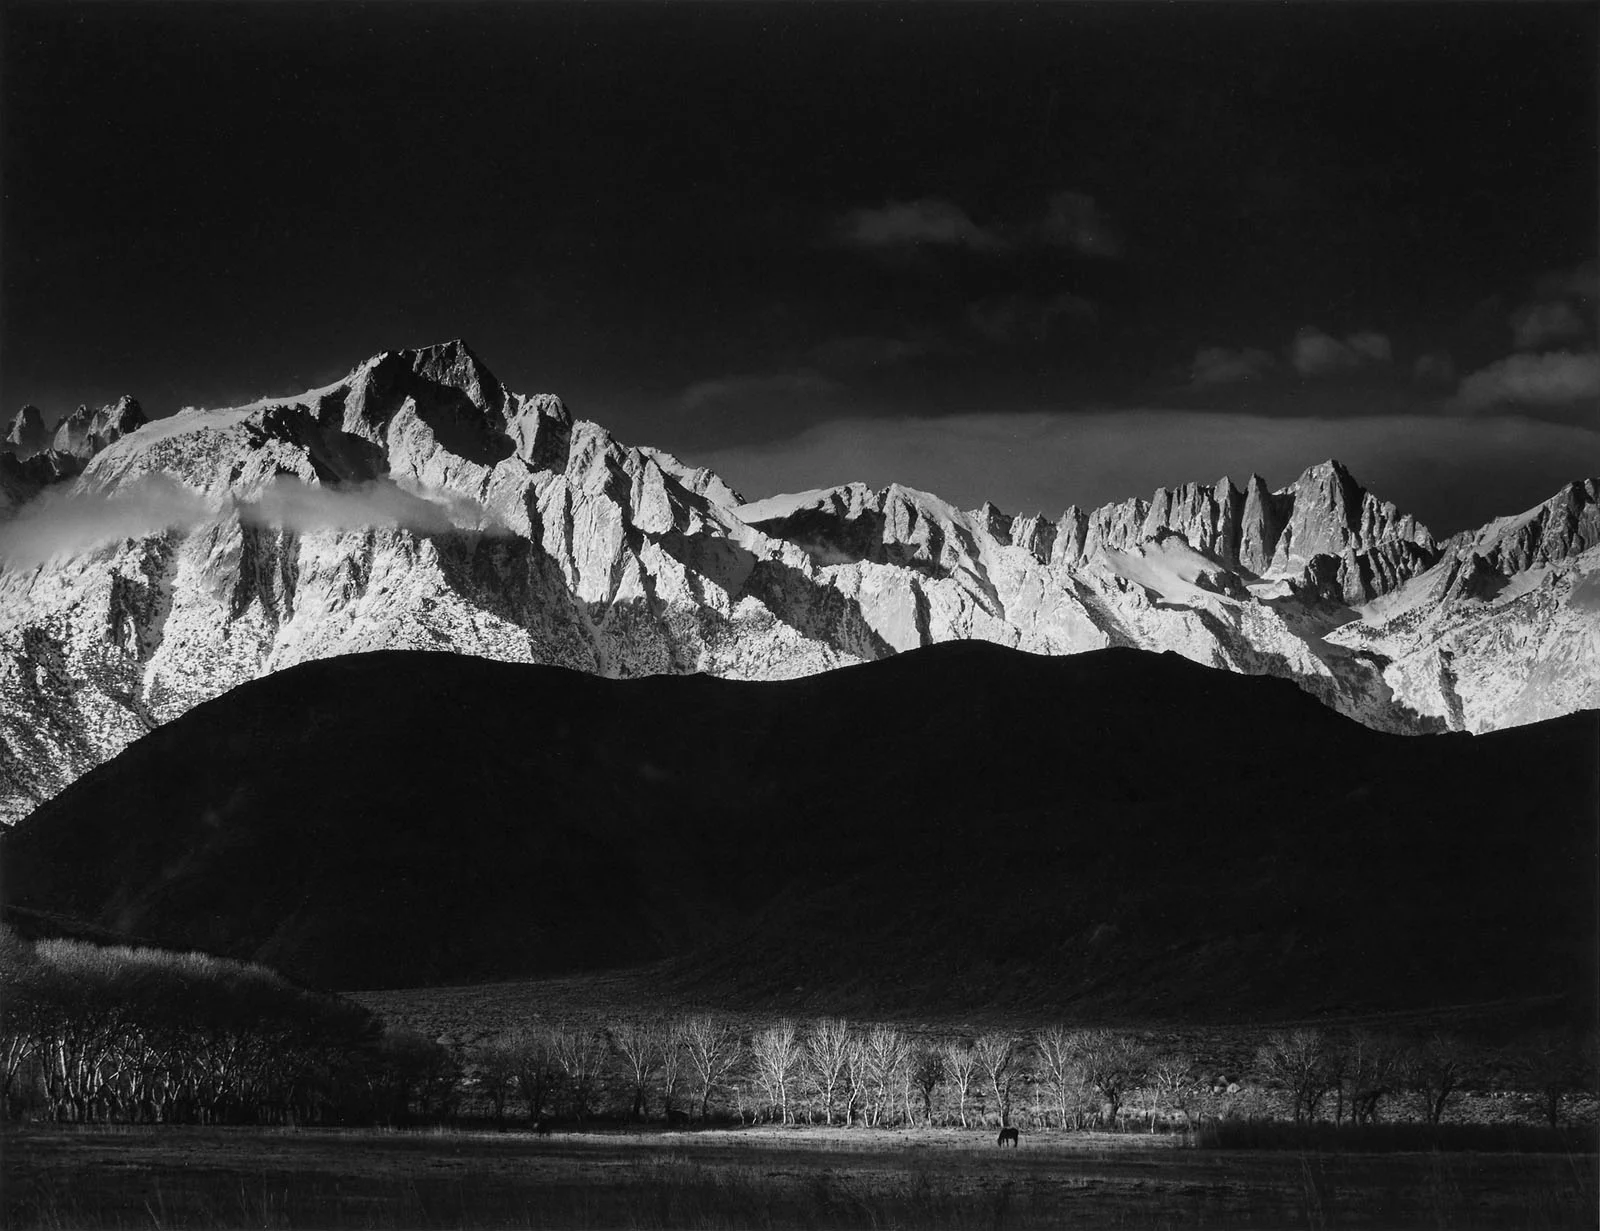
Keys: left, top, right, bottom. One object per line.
{"left": 0, "top": 475, "right": 498, "bottom": 570}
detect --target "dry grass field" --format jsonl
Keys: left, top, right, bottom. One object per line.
{"left": 5, "top": 1122, "right": 1596, "bottom": 1230}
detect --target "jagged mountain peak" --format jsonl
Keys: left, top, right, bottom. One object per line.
{"left": 51, "top": 395, "right": 147, "bottom": 456}
{"left": 1453, "top": 477, "right": 1600, "bottom": 574}
{"left": 1287, "top": 456, "right": 1358, "bottom": 485}
{"left": 1, "top": 340, "right": 1597, "bottom": 826}
{"left": 2, "top": 406, "right": 50, "bottom": 459}
{"left": 380, "top": 337, "right": 506, "bottom": 416}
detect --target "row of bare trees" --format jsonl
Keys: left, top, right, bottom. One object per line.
{"left": 1253, "top": 1027, "right": 1596, "bottom": 1129}
{"left": 460, "top": 1016, "right": 1596, "bottom": 1132}
{"left": 5, "top": 928, "right": 1590, "bottom": 1131}
{"left": 459, "top": 1018, "right": 1244, "bottom": 1130}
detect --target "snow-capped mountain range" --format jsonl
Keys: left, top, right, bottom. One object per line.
{"left": 1, "top": 339, "right": 1596, "bottom": 825}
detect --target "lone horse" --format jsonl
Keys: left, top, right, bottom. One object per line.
{"left": 997, "top": 1126, "right": 1020, "bottom": 1147}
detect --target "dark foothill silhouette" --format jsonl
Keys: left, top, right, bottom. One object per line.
{"left": 997, "top": 1127, "right": 1019, "bottom": 1147}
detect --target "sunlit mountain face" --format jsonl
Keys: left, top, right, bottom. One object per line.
{"left": 1, "top": 340, "right": 1595, "bottom": 828}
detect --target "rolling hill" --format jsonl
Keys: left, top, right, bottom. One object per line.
{"left": 3, "top": 643, "right": 1593, "bottom": 1020}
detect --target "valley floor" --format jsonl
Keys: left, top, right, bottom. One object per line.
{"left": 3, "top": 1123, "right": 1595, "bottom": 1230}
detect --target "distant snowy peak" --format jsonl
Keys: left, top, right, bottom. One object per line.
{"left": 743, "top": 459, "right": 1438, "bottom": 605}
{"left": 1, "top": 395, "right": 148, "bottom": 510}
{"left": 2, "top": 395, "right": 147, "bottom": 466}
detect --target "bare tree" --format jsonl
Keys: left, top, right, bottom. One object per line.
{"left": 910, "top": 1042, "right": 943, "bottom": 1126}
{"left": 1336, "top": 1032, "right": 1402, "bottom": 1126}
{"left": 806, "top": 1017, "right": 852, "bottom": 1127}
{"left": 973, "top": 1031, "right": 1020, "bottom": 1127}
{"left": 842, "top": 1030, "right": 871, "bottom": 1126}
{"left": 468, "top": 1037, "right": 519, "bottom": 1129}
{"left": 1510, "top": 1029, "right": 1595, "bottom": 1128}
{"left": 608, "top": 1017, "right": 665, "bottom": 1122}
{"left": 1149, "top": 1052, "right": 1200, "bottom": 1131}
{"left": 661, "top": 1022, "right": 689, "bottom": 1120}
{"left": 862, "top": 1024, "right": 911, "bottom": 1127}
{"left": 1068, "top": 1029, "right": 1151, "bottom": 1129}
{"left": 507, "top": 1027, "right": 561, "bottom": 1127}
{"left": 678, "top": 1014, "right": 743, "bottom": 1123}
{"left": 750, "top": 1020, "right": 803, "bottom": 1125}
{"left": 550, "top": 1024, "right": 605, "bottom": 1123}
{"left": 1255, "top": 1030, "right": 1332, "bottom": 1124}
{"left": 1033, "top": 1026, "right": 1077, "bottom": 1129}
{"left": 1401, "top": 1033, "right": 1465, "bottom": 1127}
{"left": 941, "top": 1037, "right": 981, "bottom": 1128}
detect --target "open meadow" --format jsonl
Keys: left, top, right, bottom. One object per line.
{"left": 5, "top": 1122, "right": 1597, "bottom": 1230}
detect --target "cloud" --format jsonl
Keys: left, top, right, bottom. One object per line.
{"left": 837, "top": 199, "right": 1006, "bottom": 251}
{"left": 1510, "top": 300, "right": 1591, "bottom": 351}
{"left": 968, "top": 292, "right": 1098, "bottom": 344}
{"left": 678, "top": 368, "right": 841, "bottom": 413}
{"left": 1035, "top": 191, "right": 1121, "bottom": 258}
{"left": 834, "top": 189, "right": 1120, "bottom": 259}
{"left": 1190, "top": 346, "right": 1279, "bottom": 386}
{"left": 1290, "top": 327, "right": 1392, "bottom": 377}
{"left": 0, "top": 475, "right": 491, "bottom": 570}
{"left": 695, "top": 409, "right": 1598, "bottom": 536}
{"left": 1451, "top": 350, "right": 1600, "bottom": 418}
{"left": 1412, "top": 352, "right": 1457, "bottom": 388}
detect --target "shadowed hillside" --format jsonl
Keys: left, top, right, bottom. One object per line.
{"left": 2, "top": 643, "right": 1594, "bottom": 1019}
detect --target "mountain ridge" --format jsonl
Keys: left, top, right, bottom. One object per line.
{"left": 1, "top": 338, "right": 1596, "bottom": 824}
{"left": 2, "top": 642, "right": 1592, "bottom": 1018}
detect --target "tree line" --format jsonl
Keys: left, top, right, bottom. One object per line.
{"left": 456, "top": 1017, "right": 1595, "bottom": 1133}
{"left": 0, "top": 930, "right": 462, "bottom": 1125}
{"left": 3, "top": 930, "right": 1592, "bottom": 1131}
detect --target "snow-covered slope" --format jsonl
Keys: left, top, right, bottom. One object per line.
{"left": 0, "top": 339, "right": 1593, "bottom": 823}
{"left": 1326, "top": 480, "right": 1600, "bottom": 732}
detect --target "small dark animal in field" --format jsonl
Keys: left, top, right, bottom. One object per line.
{"left": 534, "top": 1118, "right": 554, "bottom": 1137}
{"left": 665, "top": 1108, "right": 691, "bottom": 1128}
{"left": 997, "top": 1127, "right": 1020, "bottom": 1147}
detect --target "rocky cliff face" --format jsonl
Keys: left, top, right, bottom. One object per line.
{"left": 1, "top": 339, "right": 1594, "bottom": 823}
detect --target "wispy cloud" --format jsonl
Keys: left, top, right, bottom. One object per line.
{"left": 1412, "top": 352, "right": 1457, "bottom": 388}
{"left": 1510, "top": 300, "right": 1591, "bottom": 352}
{"left": 1451, "top": 350, "right": 1600, "bottom": 418}
{"left": 1290, "top": 327, "right": 1392, "bottom": 377}
{"left": 836, "top": 199, "right": 1006, "bottom": 252}
{"left": 834, "top": 189, "right": 1121, "bottom": 259}
{"left": 677, "top": 368, "right": 841, "bottom": 413}
{"left": 0, "top": 475, "right": 492, "bottom": 570}
{"left": 1191, "top": 327, "right": 1393, "bottom": 387}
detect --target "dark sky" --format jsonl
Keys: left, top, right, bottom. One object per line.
{"left": 3, "top": 2, "right": 1596, "bottom": 532}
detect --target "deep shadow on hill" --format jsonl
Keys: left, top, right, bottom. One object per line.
{"left": 2, "top": 643, "right": 1594, "bottom": 1022}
